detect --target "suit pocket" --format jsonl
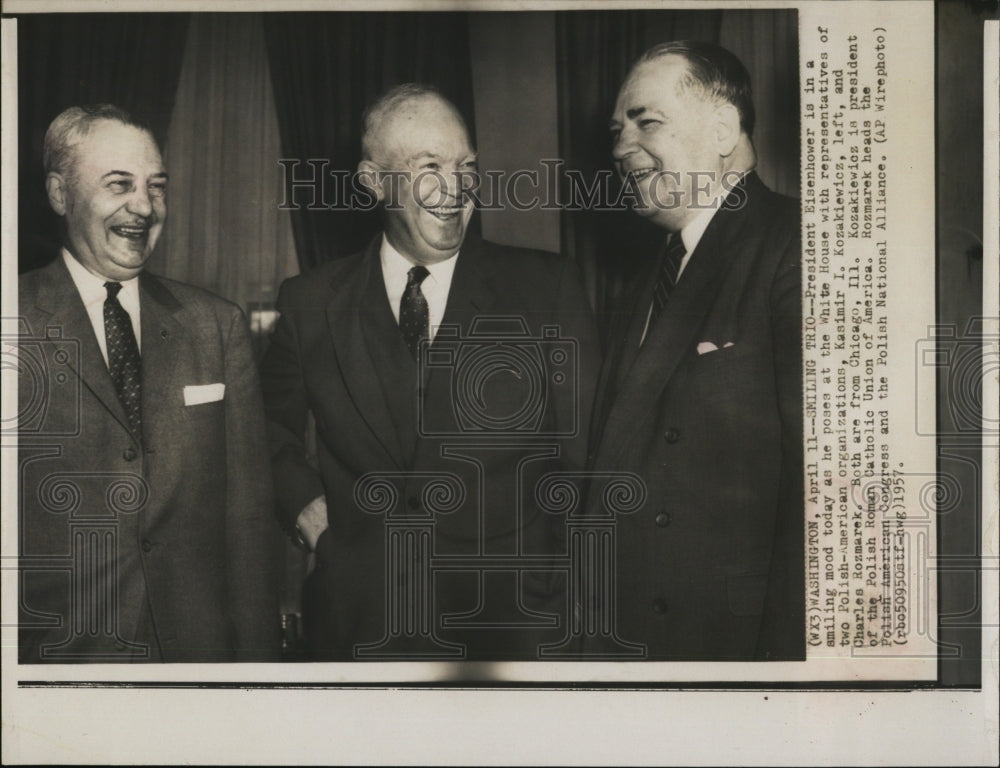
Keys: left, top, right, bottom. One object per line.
{"left": 726, "top": 573, "right": 768, "bottom": 617}
{"left": 688, "top": 343, "right": 759, "bottom": 379}
{"left": 181, "top": 399, "right": 226, "bottom": 439}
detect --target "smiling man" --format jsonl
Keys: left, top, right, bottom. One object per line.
{"left": 586, "top": 42, "right": 804, "bottom": 660}
{"left": 17, "top": 105, "right": 281, "bottom": 662}
{"left": 260, "top": 84, "right": 598, "bottom": 660}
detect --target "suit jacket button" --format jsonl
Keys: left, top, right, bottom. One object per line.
{"left": 407, "top": 496, "right": 420, "bottom": 510}
{"left": 652, "top": 598, "right": 668, "bottom": 615}
{"left": 655, "top": 512, "right": 671, "bottom": 528}
{"left": 123, "top": 447, "right": 138, "bottom": 461}
{"left": 664, "top": 428, "right": 681, "bottom": 444}
{"left": 141, "top": 539, "right": 153, "bottom": 553}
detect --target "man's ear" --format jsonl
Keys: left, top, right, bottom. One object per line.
{"left": 45, "top": 172, "right": 69, "bottom": 215}
{"left": 356, "top": 160, "right": 385, "bottom": 203}
{"left": 712, "top": 103, "right": 742, "bottom": 158}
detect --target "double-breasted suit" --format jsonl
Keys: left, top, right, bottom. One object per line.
{"left": 260, "top": 233, "right": 598, "bottom": 660}
{"left": 588, "top": 173, "right": 805, "bottom": 660}
{"left": 17, "top": 257, "right": 281, "bottom": 663}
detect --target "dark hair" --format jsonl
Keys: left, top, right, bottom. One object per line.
{"left": 43, "top": 104, "right": 151, "bottom": 179}
{"left": 637, "top": 41, "right": 755, "bottom": 137}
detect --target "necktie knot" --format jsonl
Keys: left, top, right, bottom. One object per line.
{"left": 406, "top": 265, "right": 430, "bottom": 288}
{"left": 104, "top": 281, "right": 124, "bottom": 300}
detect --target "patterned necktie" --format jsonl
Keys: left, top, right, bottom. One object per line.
{"left": 646, "top": 233, "right": 687, "bottom": 335}
{"left": 104, "top": 282, "right": 142, "bottom": 434}
{"left": 399, "top": 265, "right": 430, "bottom": 360}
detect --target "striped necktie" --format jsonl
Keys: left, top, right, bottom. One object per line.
{"left": 645, "top": 233, "right": 686, "bottom": 337}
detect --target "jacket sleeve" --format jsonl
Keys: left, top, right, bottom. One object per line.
{"left": 222, "top": 304, "right": 283, "bottom": 661}
{"left": 554, "top": 257, "right": 602, "bottom": 473}
{"left": 757, "top": 217, "right": 806, "bottom": 660}
{"left": 258, "top": 278, "right": 327, "bottom": 533}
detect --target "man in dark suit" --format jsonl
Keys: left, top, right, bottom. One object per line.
{"left": 260, "top": 84, "right": 597, "bottom": 661}
{"left": 588, "top": 41, "right": 804, "bottom": 660}
{"left": 17, "top": 105, "right": 281, "bottom": 662}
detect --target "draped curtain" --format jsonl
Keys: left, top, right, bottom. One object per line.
{"left": 555, "top": 9, "right": 799, "bottom": 325}
{"left": 149, "top": 13, "right": 299, "bottom": 317}
{"left": 263, "top": 12, "right": 478, "bottom": 270}
{"left": 16, "top": 13, "right": 191, "bottom": 273}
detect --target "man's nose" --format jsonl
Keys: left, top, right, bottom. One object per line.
{"left": 126, "top": 186, "right": 154, "bottom": 218}
{"left": 612, "top": 126, "right": 636, "bottom": 162}
{"left": 440, "top": 169, "right": 463, "bottom": 200}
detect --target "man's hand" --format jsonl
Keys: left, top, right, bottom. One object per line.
{"left": 296, "top": 495, "right": 329, "bottom": 552}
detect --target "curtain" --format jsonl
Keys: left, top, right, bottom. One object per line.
{"left": 263, "top": 12, "right": 478, "bottom": 270}
{"left": 150, "top": 13, "right": 299, "bottom": 320}
{"left": 16, "top": 13, "right": 191, "bottom": 274}
{"left": 554, "top": 9, "right": 799, "bottom": 327}
{"left": 719, "top": 11, "right": 800, "bottom": 198}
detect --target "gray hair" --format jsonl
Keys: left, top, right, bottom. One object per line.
{"left": 636, "top": 40, "right": 756, "bottom": 137}
{"left": 43, "top": 104, "right": 148, "bottom": 180}
{"left": 360, "top": 83, "right": 464, "bottom": 161}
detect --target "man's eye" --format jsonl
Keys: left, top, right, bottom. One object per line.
{"left": 108, "top": 180, "right": 132, "bottom": 192}
{"left": 639, "top": 119, "right": 660, "bottom": 130}
{"left": 148, "top": 182, "right": 167, "bottom": 198}
{"left": 422, "top": 163, "right": 441, "bottom": 171}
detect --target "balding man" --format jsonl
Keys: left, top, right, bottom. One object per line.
{"left": 260, "top": 84, "right": 598, "bottom": 661}
{"left": 587, "top": 42, "right": 804, "bottom": 660}
{"left": 17, "top": 105, "right": 281, "bottom": 662}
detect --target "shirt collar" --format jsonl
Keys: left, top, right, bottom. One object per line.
{"left": 679, "top": 170, "right": 751, "bottom": 256}
{"left": 379, "top": 235, "right": 459, "bottom": 288}
{"left": 61, "top": 248, "right": 141, "bottom": 307}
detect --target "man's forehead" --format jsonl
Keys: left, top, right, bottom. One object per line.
{"left": 380, "top": 111, "right": 473, "bottom": 162}
{"left": 73, "top": 120, "right": 163, "bottom": 169}
{"left": 615, "top": 57, "right": 688, "bottom": 112}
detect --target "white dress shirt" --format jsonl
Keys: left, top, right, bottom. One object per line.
{"left": 379, "top": 236, "right": 458, "bottom": 342}
{"left": 61, "top": 249, "right": 141, "bottom": 365}
{"left": 639, "top": 175, "right": 749, "bottom": 344}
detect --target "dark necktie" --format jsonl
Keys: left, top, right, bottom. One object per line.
{"left": 104, "top": 282, "right": 142, "bottom": 434}
{"left": 399, "top": 265, "right": 430, "bottom": 360}
{"left": 646, "top": 233, "right": 687, "bottom": 336}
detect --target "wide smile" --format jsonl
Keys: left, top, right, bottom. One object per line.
{"left": 110, "top": 224, "right": 150, "bottom": 242}
{"left": 423, "top": 205, "right": 465, "bottom": 221}
{"left": 626, "top": 167, "right": 658, "bottom": 182}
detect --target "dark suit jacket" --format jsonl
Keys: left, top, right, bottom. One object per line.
{"left": 260, "top": 233, "right": 598, "bottom": 661}
{"left": 17, "top": 257, "right": 282, "bottom": 663}
{"left": 588, "top": 172, "right": 804, "bottom": 660}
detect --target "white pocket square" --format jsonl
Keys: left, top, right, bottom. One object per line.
{"left": 696, "top": 341, "right": 735, "bottom": 355}
{"left": 183, "top": 383, "right": 225, "bottom": 406}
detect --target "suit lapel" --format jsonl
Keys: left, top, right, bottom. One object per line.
{"left": 435, "top": 233, "right": 497, "bottom": 335}
{"left": 594, "top": 175, "right": 759, "bottom": 468}
{"left": 413, "top": 234, "right": 496, "bottom": 465}
{"left": 139, "top": 272, "right": 189, "bottom": 448}
{"left": 327, "top": 238, "right": 407, "bottom": 469}
{"left": 588, "top": 257, "right": 658, "bottom": 457}
{"left": 32, "top": 258, "right": 137, "bottom": 442}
